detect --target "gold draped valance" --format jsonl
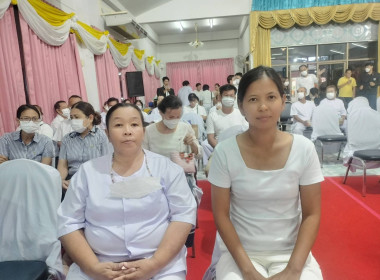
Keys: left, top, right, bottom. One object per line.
{"left": 250, "top": 3, "right": 380, "bottom": 68}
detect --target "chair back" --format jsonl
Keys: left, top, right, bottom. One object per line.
{"left": 311, "top": 103, "right": 343, "bottom": 141}
{"left": 0, "top": 159, "right": 64, "bottom": 278}
{"left": 280, "top": 102, "right": 292, "bottom": 122}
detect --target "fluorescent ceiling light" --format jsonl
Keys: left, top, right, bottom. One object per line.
{"left": 352, "top": 43, "right": 367, "bottom": 49}
{"left": 330, "top": 49, "right": 345, "bottom": 55}
{"left": 209, "top": 19, "right": 213, "bottom": 28}
{"left": 272, "top": 53, "right": 283, "bottom": 56}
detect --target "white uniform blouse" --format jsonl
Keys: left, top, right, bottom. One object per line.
{"left": 57, "top": 150, "right": 197, "bottom": 278}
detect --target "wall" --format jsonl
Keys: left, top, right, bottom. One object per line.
{"left": 158, "top": 39, "right": 239, "bottom": 78}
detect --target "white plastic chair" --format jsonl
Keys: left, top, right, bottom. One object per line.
{"left": 0, "top": 159, "right": 64, "bottom": 279}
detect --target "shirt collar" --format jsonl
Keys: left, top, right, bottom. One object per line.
{"left": 69, "top": 126, "right": 97, "bottom": 138}
{"left": 13, "top": 130, "right": 40, "bottom": 143}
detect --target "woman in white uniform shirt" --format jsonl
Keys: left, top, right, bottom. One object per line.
{"left": 209, "top": 66, "right": 323, "bottom": 279}
{"left": 58, "top": 103, "right": 196, "bottom": 280}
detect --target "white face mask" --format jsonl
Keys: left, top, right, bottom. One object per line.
{"left": 137, "top": 105, "right": 143, "bottom": 110}
{"left": 301, "top": 70, "right": 308, "bottom": 77}
{"left": 326, "top": 92, "right": 335, "bottom": 100}
{"left": 71, "top": 118, "right": 87, "bottom": 133}
{"left": 222, "top": 96, "right": 235, "bottom": 107}
{"left": 365, "top": 67, "right": 370, "bottom": 73}
{"left": 62, "top": 108, "right": 70, "bottom": 119}
{"left": 297, "top": 92, "right": 305, "bottom": 99}
{"left": 233, "top": 79, "right": 240, "bottom": 86}
{"left": 284, "top": 81, "right": 289, "bottom": 87}
{"left": 20, "top": 121, "right": 40, "bottom": 134}
{"left": 163, "top": 118, "right": 180, "bottom": 130}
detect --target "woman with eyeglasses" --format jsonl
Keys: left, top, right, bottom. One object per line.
{"left": 57, "top": 101, "right": 109, "bottom": 191}
{"left": 0, "top": 104, "right": 54, "bottom": 165}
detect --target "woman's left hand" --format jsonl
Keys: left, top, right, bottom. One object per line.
{"left": 114, "top": 258, "right": 160, "bottom": 280}
{"left": 268, "top": 267, "right": 301, "bottom": 280}
{"left": 183, "top": 134, "right": 194, "bottom": 146}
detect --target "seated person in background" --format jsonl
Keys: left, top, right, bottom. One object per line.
{"left": 122, "top": 98, "right": 131, "bottom": 104}
{"left": 16, "top": 104, "right": 54, "bottom": 139}
{"left": 206, "top": 84, "right": 248, "bottom": 149}
{"left": 134, "top": 99, "right": 149, "bottom": 122}
{"left": 209, "top": 92, "right": 222, "bottom": 114}
{"left": 146, "top": 95, "right": 164, "bottom": 123}
{"left": 193, "top": 83, "right": 203, "bottom": 102}
{"left": 319, "top": 85, "right": 346, "bottom": 128}
{"left": 100, "top": 97, "right": 119, "bottom": 130}
{"left": 51, "top": 100, "right": 70, "bottom": 134}
{"left": 184, "top": 93, "right": 207, "bottom": 121}
{"left": 310, "top": 88, "right": 321, "bottom": 105}
{"left": 57, "top": 101, "right": 109, "bottom": 191}
{"left": 290, "top": 87, "right": 315, "bottom": 135}
{"left": 311, "top": 102, "right": 343, "bottom": 142}
{"left": 0, "top": 104, "right": 54, "bottom": 165}
{"left": 58, "top": 103, "right": 196, "bottom": 280}
{"left": 53, "top": 94, "right": 82, "bottom": 145}
{"left": 201, "top": 84, "right": 215, "bottom": 114}
{"left": 213, "top": 83, "right": 220, "bottom": 99}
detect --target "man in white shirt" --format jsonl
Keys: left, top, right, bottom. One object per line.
{"left": 146, "top": 95, "right": 164, "bottom": 123}
{"left": 290, "top": 87, "right": 316, "bottom": 135}
{"left": 177, "top": 80, "right": 192, "bottom": 107}
{"left": 184, "top": 93, "right": 207, "bottom": 121}
{"left": 100, "top": 97, "right": 119, "bottom": 130}
{"left": 319, "top": 85, "right": 347, "bottom": 129}
{"left": 193, "top": 83, "right": 203, "bottom": 103}
{"left": 201, "top": 84, "right": 214, "bottom": 114}
{"left": 51, "top": 101, "right": 69, "bottom": 134}
{"left": 296, "top": 65, "right": 318, "bottom": 96}
{"left": 206, "top": 84, "right": 248, "bottom": 148}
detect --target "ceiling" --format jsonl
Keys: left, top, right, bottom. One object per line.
{"left": 102, "top": 0, "right": 250, "bottom": 44}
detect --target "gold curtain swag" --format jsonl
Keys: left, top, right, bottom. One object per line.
{"left": 250, "top": 3, "right": 380, "bottom": 68}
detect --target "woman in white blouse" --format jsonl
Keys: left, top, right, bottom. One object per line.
{"left": 58, "top": 103, "right": 196, "bottom": 280}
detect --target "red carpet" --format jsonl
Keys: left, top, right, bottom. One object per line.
{"left": 187, "top": 178, "right": 380, "bottom": 280}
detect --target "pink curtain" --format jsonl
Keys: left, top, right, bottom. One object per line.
{"left": 120, "top": 64, "right": 160, "bottom": 104}
{"left": 166, "top": 58, "right": 234, "bottom": 93}
{"left": 94, "top": 49, "right": 121, "bottom": 106}
{"left": 20, "top": 14, "right": 87, "bottom": 124}
{"left": 0, "top": 7, "right": 27, "bottom": 134}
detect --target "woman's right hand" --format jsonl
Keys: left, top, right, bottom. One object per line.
{"left": 62, "top": 180, "right": 70, "bottom": 190}
{"left": 87, "top": 262, "right": 136, "bottom": 280}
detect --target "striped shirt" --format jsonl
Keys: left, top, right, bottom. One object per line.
{"left": 59, "top": 126, "right": 109, "bottom": 176}
{"left": 0, "top": 131, "right": 54, "bottom": 162}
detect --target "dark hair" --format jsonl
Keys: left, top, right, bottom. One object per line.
{"left": 182, "top": 80, "right": 190, "bottom": 86}
{"left": 237, "top": 66, "right": 285, "bottom": 103}
{"left": 158, "top": 95, "right": 182, "bottom": 114}
{"left": 219, "top": 84, "right": 237, "bottom": 96}
{"left": 16, "top": 104, "right": 40, "bottom": 119}
{"left": 134, "top": 100, "right": 143, "bottom": 107}
{"left": 188, "top": 93, "right": 199, "bottom": 101}
{"left": 107, "top": 97, "right": 119, "bottom": 106}
{"left": 310, "top": 87, "right": 319, "bottom": 96}
{"left": 215, "top": 83, "right": 220, "bottom": 87}
{"left": 299, "top": 64, "right": 308, "bottom": 70}
{"left": 32, "top": 105, "right": 43, "bottom": 115}
{"left": 235, "top": 72, "right": 243, "bottom": 78}
{"left": 162, "top": 76, "right": 169, "bottom": 82}
{"left": 54, "top": 101, "right": 66, "bottom": 111}
{"left": 365, "top": 62, "right": 374, "bottom": 67}
{"left": 326, "top": 85, "right": 337, "bottom": 92}
{"left": 196, "top": 83, "right": 201, "bottom": 87}
{"left": 227, "top": 75, "right": 234, "bottom": 83}
{"left": 69, "top": 95, "right": 82, "bottom": 100}
{"left": 71, "top": 101, "right": 101, "bottom": 125}
{"left": 122, "top": 99, "right": 131, "bottom": 104}
{"left": 106, "top": 103, "right": 145, "bottom": 129}
{"left": 202, "top": 84, "right": 210, "bottom": 91}
{"left": 345, "top": 69, "right": 352, "bottom": 73}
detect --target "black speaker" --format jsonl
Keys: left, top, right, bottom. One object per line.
{"left": 125, "top": 71, "right": 145, "bottom": 97}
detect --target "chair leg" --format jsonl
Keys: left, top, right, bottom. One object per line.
{"left": 320, "top": 142, "right": 324, "bottom": 168}
{"left": 343, "top": 158, "right": 352, "bottom": 184}
{"left": 362, "top": 165, "right": 367, "bottom": 197}
{"left": 337, "top": 142, "right": 344, "bottom": 160}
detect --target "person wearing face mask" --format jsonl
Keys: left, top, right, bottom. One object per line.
{"left": 184, "top": 93, "right": 207, "bottom": 121}
{"left": 57, "top": 101, "right": 109, "bottom": 193}
{"left": 16, "top": 104, "right": 54, "bottom": 139}
{"left": 320, "top": 85, "right": 347, "bottom": 129}
{"left": 206, "top": 84, "right": 248, "bottom": 149}
{"left": 100, "top": 97, "right": 119, "bottom": 130}
{"left": 0, "top": 105, "right": 54, "bottom": 166}
{"left": 296, "top": 65, "right": 318, "bottom": 97}
{"left": 143, "top": 95, "right": 202, "bottom": 161}
{"left": 357, "top": 62, "right": 380, "bottom": 110}
{"left": 290, "top": 87, "right": 316, "bottom": 135}
{"left": 51, "top": 101, "right": 70, "bottom": 134}
{"left": 193, "top": 83, "right": 203, "bottom": 103}
{"left": 282, "top": 77, "right": 291, "bottom": 101}
{"left": 338, "top": 69, "right": 357, "bottom": 109}
{"left": 146, "top": 95, "right": 164, "bottom": 123}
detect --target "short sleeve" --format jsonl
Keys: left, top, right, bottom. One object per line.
{"left": 42, "top": 138, "right": 55, "bottom": 159}
{"left": 290, "top": 103, "right": 298, "bottom": 116}
{"left": 59, "top": 137, "right": 68, "bottom": 160}
{"left": 52, "top": 125, "right": 63, "bottom": 142}
{"left": 200, "top": 106, "right": 207, "bottom": 117}
{"left": 0, "top": 135, "right": 9, "bottom": 158}
{"left": 100, "top": 133, "right": 110, "bottom": 156}
{"left": 313, "top": 74, "right": 318, "bottom": 84}
{"left": 57, "top": 165, "right": 88, "bottom": 237}
{"left": 337, "top": 77, "right": 344, "bottom": 87}
{"left": 206, "top": 113, "right": 215, "bottom": 134}
{"left": 299, "top": 141, "right": 324, "bottom": 186}
{"left": 352, "top": 78, "right": 357, "bottom": 87}
{"left": 208, "top": 143, "right": 231, "bottom": 188}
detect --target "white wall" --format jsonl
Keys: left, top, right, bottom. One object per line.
{"left": 158, "top": 39, "right": 239, "bottom": 77}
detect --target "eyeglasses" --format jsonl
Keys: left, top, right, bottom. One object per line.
{"left": 19, "top": 117, "right": 41, "bottom": 122}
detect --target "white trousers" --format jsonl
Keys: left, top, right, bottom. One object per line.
{"left": 216, "top": 251, "right": 322, "bottom": 280}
